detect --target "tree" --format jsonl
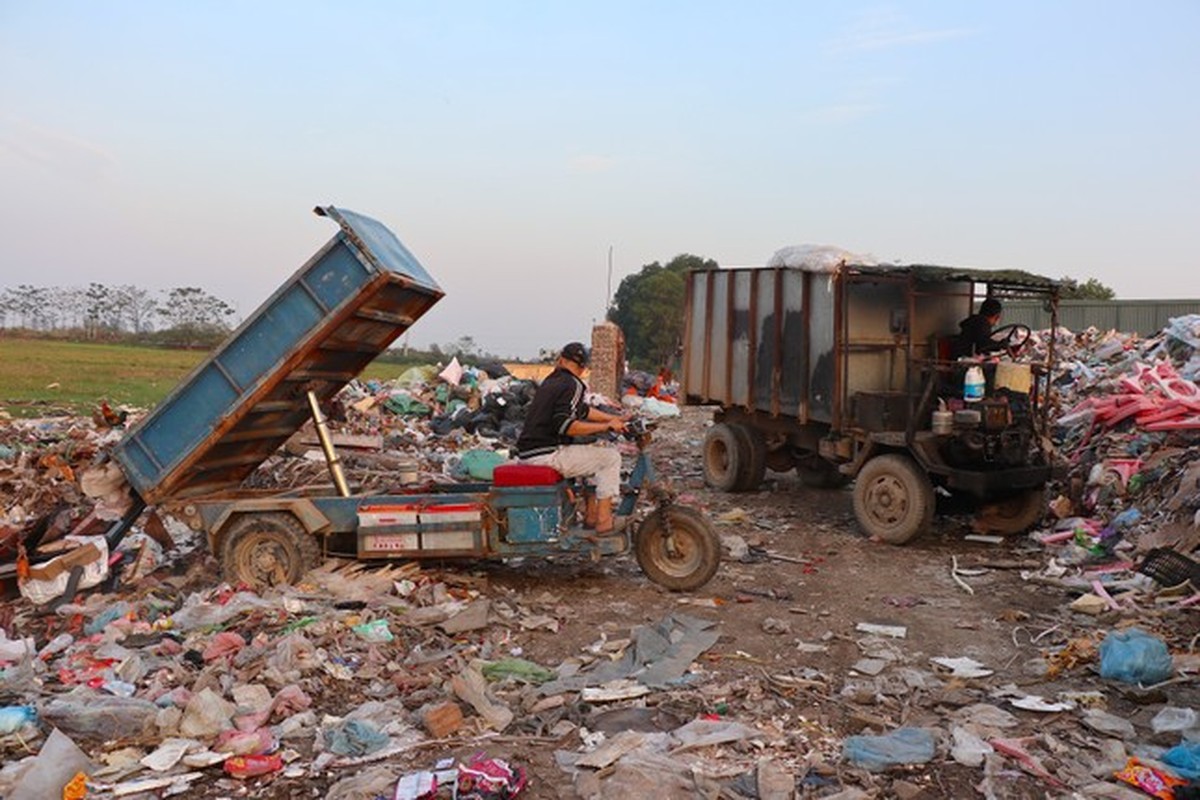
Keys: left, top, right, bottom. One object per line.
{"left": 84, "top": 282, "right": 113, "bottom": 338}
{"left": 1059, "top": 277, "right": 1115, "bottom": 301}
{"left": 446, "top": 335, "right": 478, "bottom": 358}
{"left": 112, "top": 285, "right": 159, "bottom": 334}
{"left": 608, "top": 254, "right": 718, "bottom": 369}
{"left": 159, "top": 287, "right": 236, "bottom": 330}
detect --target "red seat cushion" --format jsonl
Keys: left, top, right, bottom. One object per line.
{"left": 492, "top": 463, "right": 563, "bottom": 486}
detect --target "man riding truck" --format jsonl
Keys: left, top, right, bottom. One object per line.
{"left": 515, "top": 342, "right": 628, "bottom": 533}
{"left": 952, "top": 297, "right": 1007, "bottom": 359}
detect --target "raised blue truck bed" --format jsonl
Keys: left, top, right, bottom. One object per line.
{"left": 111, "top": 206, "right": 443, "bottom": 504}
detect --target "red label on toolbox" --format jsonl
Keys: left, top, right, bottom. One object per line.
{"left": 358, "top": 504, "right": 420, "bottom": 527}
{"left": 419, "top": 503, "right": 482, "bottom": 524}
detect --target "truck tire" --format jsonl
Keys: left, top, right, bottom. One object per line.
{"left": 730, "top": 423, "right": 767, "bottom": 491}
{"left": 702, "top": 424, "right": 744, "bottom": 491}
{"left": 975, "top": 489, "right": 1046, "bottom": 535}
{"left": 220, "top": 512, "right": 321, "bottom": 589}
{"left": 635, "top": 506, "right": 721, "bottom": 591}
{"left": 852, "top": 454, "right": 934, "bottom": 545}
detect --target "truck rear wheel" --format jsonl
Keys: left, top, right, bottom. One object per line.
{"left": 702, "top": 423, "right": 744, "bottom": 491}
{"left": 852, "top": 454, "right": 934, "bottom": 545}
{"left": 220, "top": 512, "right": 321, "bottom": 589}
{"left": 730, "top": 423, "right": 766, "bottom": 491}
{"left": 635, "top": 506, "right": 721, "bottom": 591}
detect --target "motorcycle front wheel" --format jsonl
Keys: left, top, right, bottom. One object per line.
{"left": 635, "top": 505, "right": 721, "bottom": 591}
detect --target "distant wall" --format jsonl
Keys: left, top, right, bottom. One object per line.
{"left": 503, "top": 363, "right": 554, "bottom": 382}
{"left": 1003, "top": 299, "right": 1200, "bottom": 336}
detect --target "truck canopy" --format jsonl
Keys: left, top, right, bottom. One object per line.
{"left": 844, "top": 263, "right": 1060, "bottom": 293}
{"left": 112, "top": 206, "right": 443, "bottom": 503}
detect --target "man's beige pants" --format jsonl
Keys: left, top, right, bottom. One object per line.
{"left": 522, "top": 444, "right": 621, "bottom": 499}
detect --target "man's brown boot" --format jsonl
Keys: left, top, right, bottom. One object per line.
{"left": 583, "top": 495, "right": 599, "bottom": 529}
{"left": 595, "top": 497, "right": 627, "bottom": 535}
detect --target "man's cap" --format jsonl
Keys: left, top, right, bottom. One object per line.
{"left": 560, "top": 342, "right": 589, "bottom": 367}
{"left": 980, "top": 297, "right": 1003, "bottom": 316}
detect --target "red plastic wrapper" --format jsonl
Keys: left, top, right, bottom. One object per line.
{"left": 223, "top": 753, "right": 284, "bottom": 779}
{"left": 1114, "top": 757, "right": 1186, "bottom": 799}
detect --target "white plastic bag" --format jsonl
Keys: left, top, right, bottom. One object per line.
{"left": 18, "top": 536, "right": 109, "bottom": 605}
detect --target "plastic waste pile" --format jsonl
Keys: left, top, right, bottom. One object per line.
{"left": 1032, "top": 315, "right": 1200, "bottom": 578}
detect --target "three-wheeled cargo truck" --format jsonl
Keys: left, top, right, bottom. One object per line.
{"left": 88, "top": 207, "right": 719, "bottom": 591}
{"left": 682, "top": 261, "right": 1061, "bottom": 544}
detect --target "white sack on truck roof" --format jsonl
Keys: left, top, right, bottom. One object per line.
{"left": 766, "top": 244, "right": 878, "bottom": 272}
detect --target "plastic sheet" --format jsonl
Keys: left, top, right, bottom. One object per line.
{"left": 843, "top": 727, "right": 935, "bottom": 771}
{"left": 1151, "top": 707, "right": 1199, "bottom": 734}
{"left": 9, "top": 728, "right": 92, "bottom": 800}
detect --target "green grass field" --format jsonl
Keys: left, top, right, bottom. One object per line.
{"left": 0, "top": 338, "right": 415, "bottom": 417}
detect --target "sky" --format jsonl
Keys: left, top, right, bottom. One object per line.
{"left": 2, "top": 2, "right": 1197, "bottom": 359}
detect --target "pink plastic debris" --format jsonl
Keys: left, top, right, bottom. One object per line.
{"left": 990, "top": 737, "right": 1066, "bottom": 789}
{"left": 202, "top": 631, "right": 247, "bottom": 661}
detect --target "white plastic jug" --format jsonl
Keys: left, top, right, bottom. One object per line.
{"left": 964, "top": 366, "right": 985, "bottom": 403}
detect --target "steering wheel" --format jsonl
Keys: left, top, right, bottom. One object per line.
{"left": 990, "top": 323, "right": 1031, "bottom": 355}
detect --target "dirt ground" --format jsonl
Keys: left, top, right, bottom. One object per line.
{"left": 6, "top": 404, "right": 1196, "bottom": 799}
{"left": 281, "top": 404, "right": 1193, "bottom": 799}
{"left": 462, "top": 405, "right": 1063, "bottom": 799}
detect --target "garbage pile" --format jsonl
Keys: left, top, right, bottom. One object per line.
{"left": 1024, "top": 316, "right": 1200, "bottom": 579}
{"left": 0, "top": 547, "right": 841, "bottom": 799}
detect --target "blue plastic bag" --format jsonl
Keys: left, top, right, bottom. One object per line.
{"left": 1098, "top": 627, "right": 1173, "bottom": 685}
{"left": 843, "top": 727, "right": 935, "bottom": 771}
{"left": 1163, "top": 742, "right": 1200, "bottom": 780}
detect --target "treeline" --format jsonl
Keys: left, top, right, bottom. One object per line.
{"left": 0, "top": 283, "right": 237, "bottom": 348}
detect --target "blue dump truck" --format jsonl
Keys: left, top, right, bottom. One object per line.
{"left": 99, "top": 206, "right": 718, "bottom": 591}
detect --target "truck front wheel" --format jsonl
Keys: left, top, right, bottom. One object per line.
{"left": 852, "top": 454, "right": 934, "bottom": 545}
{"left": 220, "top": 512, "right": 321, "bottom": 589}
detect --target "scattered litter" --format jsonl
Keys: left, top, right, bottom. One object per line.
{"left": 843, "top": 728, "right": 935, "bottom": 771}
{"left": 855, "top": 622, "right": 907, "bottom": 639}
{"left": 931, "top": 656, "right": 994, "bottom": 679}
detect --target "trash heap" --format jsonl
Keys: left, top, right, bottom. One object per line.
{"left": 0, "top": 547, "right": 818, "bottom": 799}
{"left": 1025, "top": 315, "right": 1200, "bottom": 581}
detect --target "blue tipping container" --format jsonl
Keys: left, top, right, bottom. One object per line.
{"left": 111, "top": 206, "right": 443, "bottom": 504}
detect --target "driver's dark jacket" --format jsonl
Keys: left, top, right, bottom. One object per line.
{"left": 516, "top": 367, "right": 588, "bottom": 459}
{"left": 952, "top": 314, "right": 1005, "bottom": 359}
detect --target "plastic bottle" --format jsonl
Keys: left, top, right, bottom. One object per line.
{"left": 964, "top": 366, "right": 985, "bottom": 403}
{"left": 931, "top": 400, "right": 953, "bottom": 435}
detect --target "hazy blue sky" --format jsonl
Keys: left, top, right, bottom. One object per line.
{"left": 2, "top": 2, "right": 1197, "bottom": 358}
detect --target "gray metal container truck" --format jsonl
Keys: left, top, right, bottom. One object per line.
{"left": 682, "top": 261, "right": 1061, "bottom": 543}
